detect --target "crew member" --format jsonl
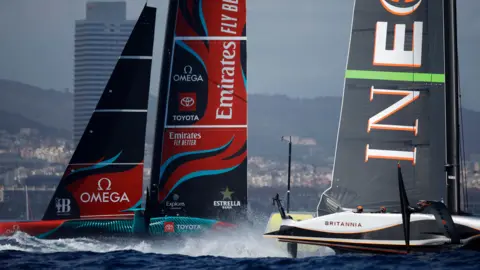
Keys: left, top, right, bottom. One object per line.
{"left": 380, "top": 206, "right": 386, "bottom": 213}
{"left": 356, "top": 205, "right": 363, "bottom": 213}
{"left": 409, "top": 200, "right": 430, "bottom": 213}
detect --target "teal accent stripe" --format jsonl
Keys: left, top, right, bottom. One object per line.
{"left": 162, "top": 163, "right": 240, "bottom": 202}
{"left": 345, "top": 70, "right": 445, "bottom": 83}
{"left": 70, "top": 151, "right": 122, "bottom": 175}
{"left": 121, "top": 200, "right": 143, "bottom": 212}
{"left": 242, "top": 66, "right": 247, "bottom": 91}
{"left": 199, "top": 0, "right": 208, "bottom": 36}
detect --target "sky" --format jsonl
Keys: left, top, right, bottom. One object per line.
{"left": 0, "top": 0, "right": 480, "bottom": 110}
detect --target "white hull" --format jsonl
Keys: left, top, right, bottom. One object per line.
{"left": 264, "top": 212, "right": 480, "bottom": 253}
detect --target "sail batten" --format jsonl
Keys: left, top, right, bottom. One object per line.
{"left": 318, "top": 0, "right": 446, "bottom": 214}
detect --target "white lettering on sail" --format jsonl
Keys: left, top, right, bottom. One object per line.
{"left": 368, "top": 86, "right": 419, "bottom": 135}
{"left": 365, "top": 144, "right": 417, "bottom": 165}
{"left": 168, "top": 132, "right": 201, "bottom": 146}
{"left": 216, "top": 41, "right": 236, "bottom": 120}
{"left": 380, "top": 0, "right": 423, "bottom": 16}
{"left": 172, "top": 115, "right": 200, "bottom": 121}
{"left": 373, "top": 21, "right": 423, "bottom": 67}
{"left": 80, "top": 178, "right": 130, "bottom": 203}
{"left": 221, "top": 0, "right": 239, "bottom": 35}
{"left": 168, "top": 132, "right": 201, "bottom": 140}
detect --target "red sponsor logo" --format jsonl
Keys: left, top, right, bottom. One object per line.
{"left": 179, "top": 93, "right": 196, "bottom": 111}
{"left": 324, "top": 221, "right": 362, "bottom": 227}
{"left": 164, "top": 222, "right": 175, "bottom": 233}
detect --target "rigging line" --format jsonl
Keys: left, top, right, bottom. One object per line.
{"left": 458, "top": 79, "right": 469, "bottom": 211}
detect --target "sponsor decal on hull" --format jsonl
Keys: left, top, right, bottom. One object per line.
{"left": 164, "top": 222, "right": 175, "bottom": 233}
{"left": 176, "top": 224, "right": 202, "bottom": 231}
{"left": 325, "top": 221, "right": 362, "bottom": 227}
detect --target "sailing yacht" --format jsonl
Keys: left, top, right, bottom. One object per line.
{"left": 0, "top": 0, "right": 248, "bottom": 239}
{"left": 264, "top": 0, "right": 480, "bottom": 256}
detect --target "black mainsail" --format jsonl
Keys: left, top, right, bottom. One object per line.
{"left": 43, "top": 5, "right": 156, "bottom": 220}
{"left": 318, "top": 0, "right": 447, "bottom": 213}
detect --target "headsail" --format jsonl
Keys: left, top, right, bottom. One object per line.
{"left": 42, "top": 5, "right": 156, "bottom": 220}
{"left": 318, "top": 0, "right": 446, "bottom": 213}
{"left": 150, "top": 0, "right": 248, "bottom": 223}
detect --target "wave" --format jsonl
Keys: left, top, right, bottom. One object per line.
{"left": 0, "top": 226, "right": 322, "bottom": 258}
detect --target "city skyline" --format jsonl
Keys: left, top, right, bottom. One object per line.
{"left": 1, "top": 0, "right": 480, "bottom": 110}
{"left": 73, "top": 1, "right": 135, "bottom": 145}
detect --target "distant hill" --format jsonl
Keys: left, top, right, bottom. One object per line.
{"left": 0, "top": 80, "right": 72, "bottom": 133}
{"left": 0, "top": 110, "right": 69, "bottom": 138}
{"left": 1, "top": 79, "right": 480, "bottom": 163}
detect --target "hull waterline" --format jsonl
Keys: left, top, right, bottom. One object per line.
{"left": 0, "top": 216, "right": 238, "bottom": 239}
{"left": 264, "top": 212, "right": 480, "bottom": 255}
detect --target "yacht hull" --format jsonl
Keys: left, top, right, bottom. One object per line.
{"left": 264, "top": 212, "right": 480, "bottom": 254}
{"left": 0, "top": 216, "right": 237, "bottom": 239}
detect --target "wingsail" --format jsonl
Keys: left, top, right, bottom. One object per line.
{"left": 318, "top": 0, "right": 446, "bottom": 213}
{"left": 150, "top": 0, "right": 248, "bottom": 224}
{"left": 42, "top": 6, "right": 156, "bottom": 220}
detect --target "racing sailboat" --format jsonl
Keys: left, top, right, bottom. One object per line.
{"left": 146, "top": 0, "right": 249, "bottom": 235}
{"left": 0, "top": 4, "right": 156, "bottom": 238}
{"left": 264, "top": 0, "right": 480, "bottom": 256}
{"left": 0, "top": 0, "right": 248, "bottom": 239}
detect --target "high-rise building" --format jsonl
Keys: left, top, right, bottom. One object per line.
{"left": 74, "top": 1, "right": 135, "bottom": 145}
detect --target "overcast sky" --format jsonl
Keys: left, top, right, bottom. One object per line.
{"left": 0, "top": 0, "right": 480, "bottom": 111}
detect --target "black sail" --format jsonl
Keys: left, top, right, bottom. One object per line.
{"left": 42, "top": 6, "right": 156, "bottom": 220}
{"left": 318, "top": 0, "right": 446, "bottom": 213}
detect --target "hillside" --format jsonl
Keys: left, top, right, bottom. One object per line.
{"left": 1, "top": 79, "right": 480, "bottom": 162}
{"left": 0, "top": 80, "right": 72, "bottom": 133}
{"left": 0, "top": 110, "right": 69, "bottom": 138}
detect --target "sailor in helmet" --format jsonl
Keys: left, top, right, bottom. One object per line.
{"left": 409, "top": 200, "right": 430, "bottom": 213}
{"left": 373, "top": 206, "right": 387, "bottom": 213}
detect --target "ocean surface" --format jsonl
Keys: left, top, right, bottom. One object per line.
{"left": 0, "top": 230, "right": 479, "bottom": 270}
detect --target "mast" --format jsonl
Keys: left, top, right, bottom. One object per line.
{"left": 444, "top": 0, "right": 461, "bottom": 214}
{"left": 281, "top": 136, "right": 292, "bottom": 213}
{"left": 25, "top": 185, "right": 29, "bottom": 221}
{"left": 149, "top": 0, "right": 178, "bottom": 215}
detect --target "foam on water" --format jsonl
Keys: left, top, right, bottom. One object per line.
{"left": 0, "top": 228, "right": 311, "bottom": 258}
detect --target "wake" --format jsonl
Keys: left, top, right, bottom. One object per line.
{"left": 0, "top": 228, "right": 293, "bottom": 258}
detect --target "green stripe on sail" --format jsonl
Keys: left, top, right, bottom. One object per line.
{"left": 345, "top": 70, "right": 445, "bottom": 83}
